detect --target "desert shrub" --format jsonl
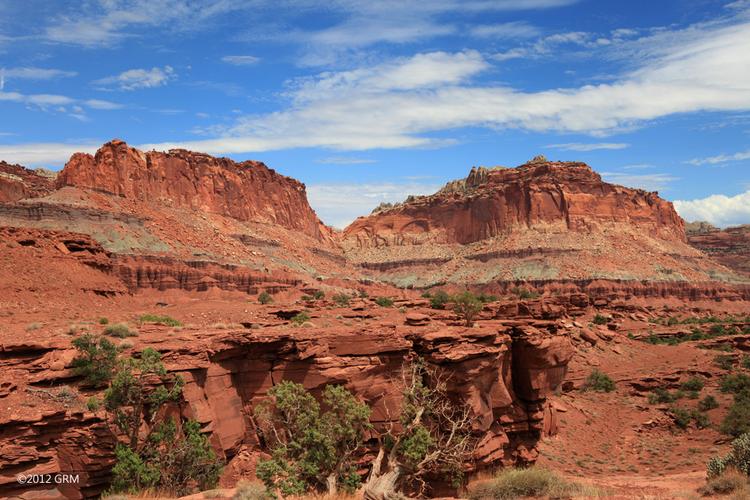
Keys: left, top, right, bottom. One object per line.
{"left": 716, "top": 354, "right": 736, "bottom": 370}
{"left": 104, "top": 323, "right": 136, "bottom": 338}
{"left": 670, "top": 407, "right": 693, "bottom": 429}
{"left": 592, "top": 314, "right": 609, "bottom": 325}
{"left": 721, "top": 374, "right": 750, "bottom": 394}
{"left": 258, "top": 292, "right": 273, "bottom": 305}
{"left": 429, "top": 290, "right": 450, "bottom": 309}
{"left": 453, "top": 291, "right": 483, "bottom": 327}
{"left": 99, "top": 317, "right": 109, "bottom": 325}
{"left": 332, "top": 293, "right": 351, "bottom": 307}
{"left": 707, "top": 432, "right": 750, "bottom": 478}
{"left": 71, "top": 334, "right": 119, "bottom": 386}
{"left": 290, "top": 312, "right": 311, "bottom": 326}
{"left": 583, "top": 369, "right": 615, "bottom": 392}
{"left": 721, "top": 397, "right": 750, "bottom": 437}
{"left": 682, "top": 377, "right": 705, "bottom": 392}
{"left": 138, "top": 314, "right": 181, "bottom": 327}
{"left": 699, "top": 468, "right": 748, "bottom": 496}
{"left": 468, "top": 467, "right": 596, "bottom": 500}
{"left": 476, "top": 292, "right": 498, "bottom": 303}
{"left": 692, "top": 410, "right": 711, "bottom": 429}
{"left": 699, "top": 395, "right": 720, "bottom": 411}
{"left": 374, "top": 296, "right": 394, "bottom": 307}
{"left": 743, "top": 355, "right": 750, "bottom": 370}
{"left": 515, "top": 288, "right": 539, "bottom": 300}
{"left": 648, "top": 388, "right": 682, "bottom": 404}
{"left": 313, "top": 290, "right": 325, "bottom": 300}
{"left": 253, "top": 382, "right": 371, "bottom": 496}
{"left": 86, "top": 396, "right": 101, "bottom": 411}
{"left": 666, "top": 316, "right": 679, "bottom": 326}
{"left": 358, "top": 290, "right": 368, "bottom": 298}
{"left": 233, "top": 481, "right": 269, "bottom": 500}
{"left": 301, "top": 295, "right": 313, "bottom": 302}
{"left": 26, "top": 322, "right": 42, "bottom": 331}
{"left": 421, "top": 291, "right": 432, "bottom": 298}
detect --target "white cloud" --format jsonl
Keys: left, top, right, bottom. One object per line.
{"left": 0, "top": 142, "right": 99, "bottom": 166}
{"left": 130, "top": 16, "right": 750, "bottom": 156}
{"left": 221, "top": 55, "right": 261, "bottom": 65}
{"left": 0, "top": 89, "right": 122, "bottom": 112}
{"left": 83, "top": 99, "right": 123, "bottom": 110}
{"left": 600, "top": 172, "right": 679, "bottom": 191}
{"left": 315, "top": 156, "right": 376, "bottom": 165}
{"left": 674, "top": 190, "right": 750, "bottom": 227}
{"left": 94, "top": 66, "right": 175, "bottom": 91}
{"left": 307, "top": 181, "right": 441, "bottom": 228}
{"left": 0, "top": 67, "right": 77, "bottom": 81}
{"left": 469, "top": 21, "right": 540, "bottom": 39}
{"left": 686, "top": 149, "right": 750, "bottom": 166}
{"left": 42, "top": 0, "right": 244, "bottom": 47}
{"left": 546, "top": 142, "right": 630, "bottom": 151}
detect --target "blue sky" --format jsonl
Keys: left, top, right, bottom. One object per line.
{"left": 1, "top": 0, "right": 749, "bottom": 228}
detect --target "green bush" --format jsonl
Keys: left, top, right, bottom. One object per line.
{"left": 721, "top": 397, "right": 750, "bottom": 437}
{"left": 374, "top": 296, "right": 394, "bottom": 307}
{"left": 86, "top": 396, "right": 101, "bottom": 411}
{"left": 71, "top": 334, "right": 118, "bottom": 386}
{"left": 452, "top": 291, "right": 483, "bottom": 327}
{"left": 290, "top": 312, "right": 311, "bottom": 326}
{"left": 699, "top": 395, "right": 720, "bottom": 411}
{"left": 468, "top": 467, "right": 596, "bottom": 500}
{"left": 721, "top": 374, "right": 750, "bottom": 394}
{"left": 670, "top": 407, "right": 693, "bottom": 429}
{"left": 254, "top": 382, "right": 371, "bottom": 496}
{"left": 358, "top": 290, "right": 368, "bottom": 298}
{"left": 592, "top": 314, "right": 609, "bottom": 325}
{"left": 138, "top": 314, "right": 181, "bottom": 327}
{"left": 476, "top": 292, "right": 498, "bottom": 303}
{"left": 707, "top": 432, "right": 750, "bottom": 478}
{"left": 99, "top": 317, "right": 109, "bottom": 325}
{"left": 681, "top": 377, "right": 705, "bottom": 392}
{"left": 313, "top": 290, "right": 325, "bottom": 300}
{"left": 429, "top": 290, "right": 450, "bottom": 309}
{"left": 332, "top": 293, "right": 351, "bottom": 307}
{"left": 692, "top": 410, "right": 711, "bottom": 429}
{"left": 301, "top": 294, "right": 313, "bottom": 302}
{"left": 743, "top": 355, "right": 750, "bottom": 370}
{"left": 421, "top": 291, "right": 432, "bottom": 299}
{"left": 104, "top": 323, "right": 136, "bottom": 338}
{"left": 583, "top": 369, "right": 615, "bottom": 393}
{"left": 715, "top": 354, "right": 736, "bottom": 370}
{"left": 648, "top": 388, "right": 682, "bottom": 404}
{"left": 258, "top": 291, "right": 273, "bottom": 304}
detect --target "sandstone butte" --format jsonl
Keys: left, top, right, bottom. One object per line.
{"left": 0, "top": 141, "right": 749, "bottom": 499}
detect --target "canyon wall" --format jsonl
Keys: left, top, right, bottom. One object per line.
{"left": 343, "top": 161, "right": 686, "bottom": 248}
{"left": 55, "top": 140, "right": 331, "bottom": 241}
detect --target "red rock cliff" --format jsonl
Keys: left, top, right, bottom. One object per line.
{"left": 0, "top": 161, "right": 55, "bottom": 202}
{"left": 55, "top": 140, "right": 330, "bottom": 241}
{"left": 343, "top": 160, "right": 686, "bottom": 247}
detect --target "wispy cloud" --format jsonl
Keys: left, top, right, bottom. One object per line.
{"left": 315, "top": 156, "right": 376, "bottom": 165}
{"left": 601, "top": 172, "right": 679, "bottom": 191}
{"left": 131, "top": 15, "right": 750, "bottom": 156}
{"left": 221, "top": 55, "right": 260, "bottom": 65}
{"left": 469, "top": 21, "right": 540, "bottom": 39}
{"left": 42, "top": 1, "right": 244, "bottom": 47}
{"left": 0, "top": 142, "right": 99, "bottom": 166}
{"left": 0, "top": 67, "right": 77, "bottom": 81}
{"left": 307, "top": 181, "right": 441, "bottom": 228}
{"left": 546, "top": 142, "right": 630, "bottom": 151}
{"left": 93, "top": 66, "right": 175, "bottom": 91}
{"left": 686, "top": 149, "right": 750, "bottom": 166}
{"left": 674, "top": 190, "right": 750, "bottom": 227}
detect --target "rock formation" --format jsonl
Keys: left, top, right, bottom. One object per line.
{"left": 687, "top": 223, "right": 750, "bottom": 277}
{"left": 0, "top": 161, "right": 55, "bottom": 202}
{"left": 342, "top": 161, "right": 742, "bottom": 287}
{"left": 344, "top": 162, "right": 686, "bottom": 248}
{"left": 55, "top": 140, "right": 330, "bottom": 241}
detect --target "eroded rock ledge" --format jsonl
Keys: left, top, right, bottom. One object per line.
{"left": 0, "top": 322, "right": 572, "bottom": 499}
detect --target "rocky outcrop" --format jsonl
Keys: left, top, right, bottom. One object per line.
{"left": 687, "top": 224, "right": 750, "bottom": 277}
{"left": 55, "top": 140, "right": 331, "bottom": 241}
{"left": 343, "top": 161, "right": 686, "bottom": 248}
{"left": 0, "top": 161, "right": 55, "bottom": 202}
{"left": 0, "top": 321, "right": 573, "bottom": 498}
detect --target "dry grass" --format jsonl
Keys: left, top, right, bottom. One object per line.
{"left": 468, "top": 467, "right": 608, "bottom": 499}
{"left": 699, "top": 469, "right": 749, "bottom": 497}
